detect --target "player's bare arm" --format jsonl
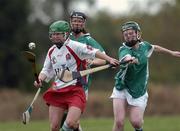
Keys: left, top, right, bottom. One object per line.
{"left": 88, "top": 58, "right": 106, "bottom": 66}
{"left": 153, "top": 45, "right": 180, "bottom": 57}
{"left": 95, "top": 51, "right": 119, "bottom": 66}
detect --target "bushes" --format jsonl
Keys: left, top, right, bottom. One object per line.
{"left": 0, "top": 84, "right": 180, "bottom": 121}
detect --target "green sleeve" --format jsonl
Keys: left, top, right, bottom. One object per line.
{"left": 118, "top": 46, "right": 131, "bottom": 60}
{"left": 86, "top": 36, "right": 105, "bottom": 52}
{"left": 143, "top": 41, "right": 154, "bottom": 57}
{"left": 144, "top": 41, "right": 153, "bottom": 50}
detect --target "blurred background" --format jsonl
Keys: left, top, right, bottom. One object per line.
{"left": 1, "top": 0, "right": 180, "bottom": 123}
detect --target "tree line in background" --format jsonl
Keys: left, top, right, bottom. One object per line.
{"left": 0, "top": 0, "right": 180, "bottom": 91}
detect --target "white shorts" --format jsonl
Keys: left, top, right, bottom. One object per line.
{"left": 110, "top": 88, "right": 148, "bottom": 110}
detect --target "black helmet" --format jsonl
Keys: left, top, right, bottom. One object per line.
{"left": 121, "top": 21, "right": 141, "bottom": 32}
{"left": 70, "top": 11, "right": 86, "bottom": 20}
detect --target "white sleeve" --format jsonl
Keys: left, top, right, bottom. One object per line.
{"left": 68, "top": 41, "right": 99, "bottom": 60}
{"left": 40, "top": 53, "right": 55, "bottom": 82}
{"left": 147, "top": 45, "right": 154, "bottom": 58}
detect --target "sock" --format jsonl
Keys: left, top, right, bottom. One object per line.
{"left": 73, "top": 124, "right": 82, "bottom": 131}
{"left": 73, "top": 128, "right": 79, "bottom": 131}
{"left": 61, "top": 122, "right": 73, "bottom": 131}
{"left": 135, "top": 128, "right": 143, "bottom": 131}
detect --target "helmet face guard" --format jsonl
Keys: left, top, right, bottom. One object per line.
{"left": 121, "top": 21, "right": 141, "bottom": 47}
{"left": 70, "top": 11, "right": 86, "bottom": 34}
{"left": 49, "top": 32, "right": 69, "bottom": 41}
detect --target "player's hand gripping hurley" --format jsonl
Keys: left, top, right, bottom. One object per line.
{"left": 58, "top": 60, "right": 131, "bottom": 83}
{"left": 21, "top": 51, "right": 41, "bottom": 124}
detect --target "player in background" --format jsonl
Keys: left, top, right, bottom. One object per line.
{"left": 34, "top": 20, "right": 119, "bottom": 131}
{"left": 69, "top": 11, "right": 106, "bottom": 98}
{"left": 60, "top": 11, "right": 107, "bottom": 131}
{"left": 110, "top": 21, "right": 180, "bottom": 131}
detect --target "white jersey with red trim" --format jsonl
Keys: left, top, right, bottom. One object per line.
{"left": 40, "top": 38, "right": 99, "bottom": 89}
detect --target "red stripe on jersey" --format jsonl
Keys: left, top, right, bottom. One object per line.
{"left": 48, "top": 46, "right": 56, "bottom": 60}
{"left": 66, "top": 45, "right": 87, "bottom": 83}
{"left": 66, "top": 45, "right": 81, "bottom": 70}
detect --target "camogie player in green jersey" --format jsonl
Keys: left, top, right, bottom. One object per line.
{"left": 60, "top": 11, "right": 106, "bottom": 131}
{"left": 110, "top": 21, "right": 180, "bottom": 131}
{"left": 69, "top": 11, "right": 106, "bottom": 94}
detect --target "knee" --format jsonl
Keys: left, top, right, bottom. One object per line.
{"left": 130, "top": 118, "right": 143, "bottom": 129}
{"left": 114, "top": 119, "right": 125, "bottom": 129}
{"left": 66, "top": 119, "right": 76, "bottom": 129}
{"left": 50, "top": 123, "right": 59, "bottom": 131}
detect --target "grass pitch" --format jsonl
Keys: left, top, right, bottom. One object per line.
{"left": 1, "top": 116, "right": 180, "bottom": 131}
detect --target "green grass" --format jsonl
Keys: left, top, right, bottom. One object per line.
{"left": 1, "top": 116, "right": 180, "bottom": 131}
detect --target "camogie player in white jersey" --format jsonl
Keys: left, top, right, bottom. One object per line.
{"left": 34, "top": 20, "right": 119, "bottom": 131}
{"left": 60, "top": 11, "right": 107, "bottom": 131}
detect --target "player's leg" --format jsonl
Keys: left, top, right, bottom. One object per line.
{"left": 71, "top": 87, "right": 89, "bottom": 131}
{"left": 49, "top": 105, "right": 65, "bottom": 131}
{"left": 112, "top": 98, "right": 127, "bottom": 131}
{"left": 128, "top": 92, "right": 148, "bottom": 131}
{"left": 110, "top": 88, "right": 127, "bottom": 131}
{"left": 61, "top": 86, "right": 86, "bottom": 131}
{"left": 129, "top": 106, "right": 144, "bottom": 131}
{"left": 60, "top": 112, "right": 82, "bottom": 131}
{"left": 73, "top": 88, "right": 89, "bottom": 131}
{"left": 61, "top": 106, "right": 82, "bottom": 131}
{"left": 60, "top": 111, "right": 68, "bottom": 128}
{"left": 72, "top": 120, "right": 82, "bottom": 131}
{"left": 69, "top": 88, "right": 88, "bottom": 131}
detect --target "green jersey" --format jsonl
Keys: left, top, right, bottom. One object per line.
{"left": 115, "top": 41, "right": 154, "bottom": 98}
{"left": 69, "top": 33, "right": 105, "bottom": 91}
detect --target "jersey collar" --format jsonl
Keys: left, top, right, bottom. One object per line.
{"left": 123, "top": 42, "right": 132, "bottom": 49}
{"left": 69, "top": 32, "right": 90, "bottom": 39}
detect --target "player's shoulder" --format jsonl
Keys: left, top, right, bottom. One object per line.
{"left": 68, "top": 38, "right": 83, "bottom": 45}
{"left": 48, "top": 45, "right": 56, "bottom": 52}
{"left": 118, "top": 43, "right": 133, "bottom": 55}
{"left": 47, "top": 45, "right": 56, "bottom": 57}
{"left": 66, "top": 39, "right": 84, "bottom": 48}
{"left": 83, "top": 33, "right": 91, "bottom": 39}
{"left": 119, "top": 43, "right": 131, "bottom": 51}
{"left": 84, "top": 33, "right": 102, "bottom": 46}
{"left": 140, "top": 41, "right": 152, "bottom": 49}
{"left": 141, "top": 41, "right": 151, "bottom": 46}
{"left": 49, "top": 44, "right": 56, "bottom": 49}
{"left": 81, "top": 33, "right": 95, "bottom": 42}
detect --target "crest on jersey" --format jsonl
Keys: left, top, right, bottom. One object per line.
{"left": 87, "top": 45, "right": 93, "bottom": 50}
{"left": 51, "top": 56, "right": 57, "bottom": 64}
{"left": 66, "top": 53, "right": 71, "bottom": 60}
